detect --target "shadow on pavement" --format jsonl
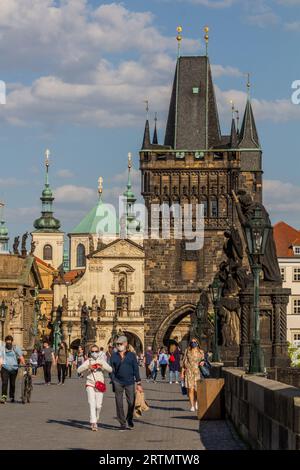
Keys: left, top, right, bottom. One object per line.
{"left": 148, "top": 405, "right": 186, "bottom": 412}
{"left": 47, "top": 419, "right": 90, "bottom": 430}
{"left": 198, "top": 421, "right": 245, "bottom": 450}
{"left": 135, "top": 418, "right": 198, "bottom": 434}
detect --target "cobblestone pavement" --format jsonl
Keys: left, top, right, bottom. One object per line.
{"left": 0, "top": 369, "right": 245, "bottom": 450}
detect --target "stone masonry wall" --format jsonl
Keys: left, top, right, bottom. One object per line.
{"left": 223, "top": 367, "right": 300, "bottom": 450}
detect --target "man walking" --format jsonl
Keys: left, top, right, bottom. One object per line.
{"left": 0, "top": 335, "right": 25, "bottom": 403}
{"left": 42, "top": 340, "right": 55, "bottom": 385}
{"left": 144, "top": 346, "right": 153, "bottom": 382}
{"left": 111, "top": 336, "right": 143, "bottom": 431}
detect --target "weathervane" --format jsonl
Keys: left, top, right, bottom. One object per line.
{"left": 204, "top": 26, "right": 209, "bottom": 57}
{"left": 246, "top": 72, "right": 251, "bottom": 99}
{"left": 144, "top": 100, "right": 149, "bottom": 119}
{"left": 235, "top": 109, "right": 240, "bottom": 133}
{"left": 176, "top": 26, "right": 182, "bottom": 58}
{"left": 230, "top": 100, "right": 235, "bottom": 119}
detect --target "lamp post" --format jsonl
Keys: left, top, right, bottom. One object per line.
{"left": 244, "top": 205, "right": 271, "bottom": 374}
{"left": 33, "top": 295, "right": 41, "bottom": 341}
{"left": 209, "top": 275, "right": 222, "bottom": 363}
{"left": 67, "top": 321, "right": 73, "bottom": 349}
{"left": 0, "top": 300, "right": 8, "bottom": 342}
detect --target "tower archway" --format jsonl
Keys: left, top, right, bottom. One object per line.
{"left": 153, "top": 304, "right": 196, "bottom": 352}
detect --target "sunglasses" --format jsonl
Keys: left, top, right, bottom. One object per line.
{"left": 116, "top": 343, "right": 124, "bottom": 346}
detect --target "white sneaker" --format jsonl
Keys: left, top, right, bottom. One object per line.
{"left": 195, "top": 402, "right": 198, "bottom": 410}
{"left": 175, "top": 381, "right": 179, "bottom": 384}
{"left": 190, "top": 406, "right": 195, "bottom": 412}
{"left": 169, "top": 381, "right": 172, "bottom": 384}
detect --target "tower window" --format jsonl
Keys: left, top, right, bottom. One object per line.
{"left": 76, "top": 243, "right": 86, "bottom": 268}
{"left": 210, "top": 197, "right": 218, "bottom": 218}
{"left": 43, "top": 244, "right": 53, "bottom": 260}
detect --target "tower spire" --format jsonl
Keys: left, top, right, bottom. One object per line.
{"left": 33, "top": 149, "right": 61, "bottom": 232}
{"left": 152, "top": 112, "right": 158, "bottom": 145}
{"left": 141, "top": 101, "right": 151, "bottom": 149}
{"left": 0, "top": 202, "right": 9, "bottom": 254}
{"left": 239, "top": 75, "right": 260, "bottom": 149}
{"left": 123, "top": 152, "right": 140, "bottom": 234}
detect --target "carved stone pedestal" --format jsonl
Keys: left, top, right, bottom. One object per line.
{"left": 238, "top": 284, "right": 290, "bottom": 369}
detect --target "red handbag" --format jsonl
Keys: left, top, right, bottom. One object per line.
{"left": 169, "top": 354, "right": 175, "bottom": 363}
{"left": 92, "top": 371, "right": 106, "bottom": 393}
{"left": 94, "top": 381, "right": 106, "bottom": 393}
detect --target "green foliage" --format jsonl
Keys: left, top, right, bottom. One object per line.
{"left": 288, "top": 344, "right": 300, "bottom": 368}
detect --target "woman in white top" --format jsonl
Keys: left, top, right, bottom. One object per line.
{"left": 77, "top": 344, "right": 112, "bottom": 431}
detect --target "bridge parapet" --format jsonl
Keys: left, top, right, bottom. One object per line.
{"left": 223, "top": 367, "right": 300, "bottom": 450}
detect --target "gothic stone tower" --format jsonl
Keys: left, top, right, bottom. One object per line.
{"left": 140, "top": 54, "right": 262, "bottom": 349}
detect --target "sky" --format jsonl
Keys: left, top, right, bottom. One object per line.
{"left": 0, "top": 0, "right": 300, "bottom": 243}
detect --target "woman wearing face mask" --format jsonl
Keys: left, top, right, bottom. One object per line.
{"left": 181, "top": 338, "right": 204, "bottom": 412}
{"left": 77, "top": 345, "right": 112, "bottom": 431}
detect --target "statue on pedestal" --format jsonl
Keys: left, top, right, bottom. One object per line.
{"left": 100, "top": 295, "right": 106, "bottom": 311}
{"left": 13, "top": 236, "right": 20, "bottom": 255}
{"left": 234, "top": 190, "right": 281, "bottom": 283}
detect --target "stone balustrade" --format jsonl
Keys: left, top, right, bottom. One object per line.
{"left": 223, "top": 367, "right": 300, "bottom": 450}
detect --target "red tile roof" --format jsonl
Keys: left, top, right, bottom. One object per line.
{"left": 34, "top": 256, "right": 56, "bottom": 271}
{"left": 62, "top": 269, "right": 85, "bottom": 284}
{"left": 273, "top": 221, "right": 300, "bottom": 257}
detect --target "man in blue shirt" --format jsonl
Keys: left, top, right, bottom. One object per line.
{"left": 0, "top": 335, "right": 25, "bottom": 403}
{"left": 111, "top": 335, "right": 143, "bottom": 431}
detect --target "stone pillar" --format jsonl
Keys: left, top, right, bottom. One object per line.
{"left": 271, "top": 292, "right": 290, "bottom": 367}
{"left": 238, "top": 292, "right": 252, "bottom": 367}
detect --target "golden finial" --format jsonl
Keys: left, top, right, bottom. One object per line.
{"left": 45, "top": 149, "right": 50, "bottom": 168}
{"left": 98, "top": 176, "right": 103, "bottom": 196}
{"left": 176, "top": 26, "right": 182, "bottom": 58}
{"left": 204, "top": 25, "right": 209, "bottom": 56}
{"left": 128, "top": 152, "right": 132, "bottom": 170}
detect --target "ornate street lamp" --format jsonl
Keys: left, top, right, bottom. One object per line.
{"left": 0, "top": 300, "right": 8, "bottom": 342}
{"left": 209, "top": 275, "right": 222, "bottom": 363}
{"left": 244, "top": 205, "right": 271, "bottom": 374}
{"left": 32, "top": 297, "right": 41, "bottom": 339}
{"left": 67, "top": 321, "right": 73, "bottom": 349}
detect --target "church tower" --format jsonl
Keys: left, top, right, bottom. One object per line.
{"left": 0, "top": 202, "right": 9, "bottom": 254}
{"left": 140, "top": 29, "right": 262, "bottom": 349}
{"left": 32, "top": 150, "right": 64, "bottom": 270}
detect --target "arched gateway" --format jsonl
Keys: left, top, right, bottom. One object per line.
{"left": 153, "top": 304, "right": 196, "bottom": 351}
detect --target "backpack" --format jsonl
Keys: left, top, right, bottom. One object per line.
{"left": 169, "top": 354, "right": 175, "bottom": 363}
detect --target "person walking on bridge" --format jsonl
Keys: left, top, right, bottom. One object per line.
{"left": 111, "top": 335, "right": 143, "bottom": 431}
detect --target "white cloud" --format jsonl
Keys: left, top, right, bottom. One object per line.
{"left": 211, "top": 64, "right": 243, "bottom": 78}
{"left": 215, "top": 85, "right": 300, "bottom": 123}
{"left": 264, "top": 180, "right": 300, "bottom": 213}
{"left": 54, "top": 184, "right": 95, "bottom": 204}
{"left": 284, "top": 21, "right": 300, "bottom": 31}
{"left": 182, "top": 0, "right": 237, "bottom": 6}
{"left": 0, "top": 177, "right": 24, "bottom": 187}
{"left": 57, "top": 169, "right": 74, "bottom": 178}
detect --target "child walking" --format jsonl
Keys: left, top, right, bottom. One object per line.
{"left": 149, "top": 354, "right": 159, "bottom": 382}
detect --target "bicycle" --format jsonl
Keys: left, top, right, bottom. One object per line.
{"left": 20, "top": 364, "right": 33, "bottom": 404}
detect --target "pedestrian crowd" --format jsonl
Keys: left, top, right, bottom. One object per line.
{"left": 0, "top": 334, "right": 211, "bottom": 431}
